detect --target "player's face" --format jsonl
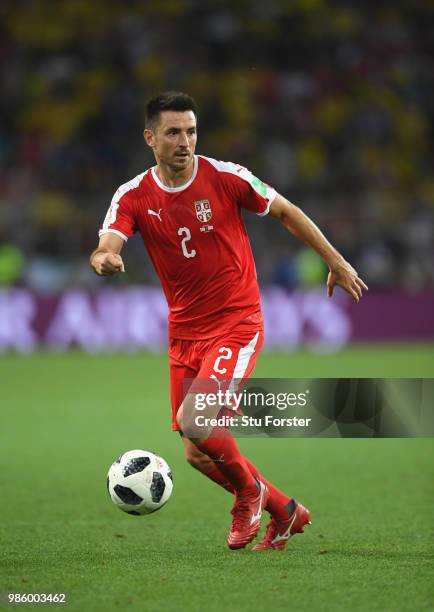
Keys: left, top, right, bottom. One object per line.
{"left": 144, "top": 111, "right": 197, "bottom": 172}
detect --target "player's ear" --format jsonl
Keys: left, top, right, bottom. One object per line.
{"left": 143, "top": 128, "right": 155, "bottom": 148}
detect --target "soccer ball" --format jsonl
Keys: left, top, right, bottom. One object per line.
{"left": 107, "top": 449, "right": 173, "bottom": 515}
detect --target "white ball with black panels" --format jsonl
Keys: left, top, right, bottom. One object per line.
{"left": 107, "top": 449, "right": 173, "bottom": 515}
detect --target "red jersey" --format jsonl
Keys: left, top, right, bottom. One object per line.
{"left": 99, "top": 155, "right": 277, "bottom": 339}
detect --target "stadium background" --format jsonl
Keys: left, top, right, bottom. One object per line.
{"left": 1, "top": 2, "right": 433, "bottom": 611}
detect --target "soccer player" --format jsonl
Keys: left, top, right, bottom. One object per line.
{"left": 90, "top": 92, "right": 368, "bottom": 550}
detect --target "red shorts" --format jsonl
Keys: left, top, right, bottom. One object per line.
{"left": 169, "top": 327, "right": 264, "bottom": 431}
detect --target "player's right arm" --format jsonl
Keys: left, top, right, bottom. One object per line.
{"left": 90, "top": 233, "right": 125, "bottom": 276}
{"left": 92, "top": 179, "right": 139, "bottom": 275}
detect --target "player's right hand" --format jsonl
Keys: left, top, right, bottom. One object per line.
{"left": 327, "top": 259, "right": 368, "bottom": 303}
{"left": 92, "top": 252, "right": 125, "bottom": 275}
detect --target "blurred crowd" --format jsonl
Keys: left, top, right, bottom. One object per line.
{"left": 0, "top": 0, "right": 433, "bottom": 292}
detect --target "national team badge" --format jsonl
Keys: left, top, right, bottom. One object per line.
{"left": 194, "top": 199, "right": 212, "bottom": 223}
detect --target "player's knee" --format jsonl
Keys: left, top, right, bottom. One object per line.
{"left": 176, "top": 397, "right": 197, "bottom": 435}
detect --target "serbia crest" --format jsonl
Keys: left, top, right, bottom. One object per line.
{"left": 194, "top": 199, "right": 212, "bottom": 223}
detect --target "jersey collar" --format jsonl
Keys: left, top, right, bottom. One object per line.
{"left": 151, "top": 156, "right": 198, "bottom": 193}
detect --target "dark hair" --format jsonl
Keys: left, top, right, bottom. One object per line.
{"left": 145, "top": 91, "right": 197, "bottom": 129}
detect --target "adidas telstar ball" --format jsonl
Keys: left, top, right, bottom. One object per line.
{"left": 107, "top": 450, "right": 173, "bottom": 515}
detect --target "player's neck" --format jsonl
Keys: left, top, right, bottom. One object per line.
{"left": 155, "top": 159, "right": 195, "bottom": 188}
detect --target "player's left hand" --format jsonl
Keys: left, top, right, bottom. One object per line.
{"left": 327, "top": 260, "right": 368, "bottom": 303}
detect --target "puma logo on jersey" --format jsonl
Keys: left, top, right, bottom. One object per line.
{"left": 148, "top": 208, "right": 163, "bottom": 222}
{"left": 210, "top": 374, "right": 223, "bottom": 390}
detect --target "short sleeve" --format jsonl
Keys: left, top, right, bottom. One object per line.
{"left": 98, "top": 190, "right": 137, "bottom": 241}
{"left": 223, "top": 164, "right": 277, "bottom": 216}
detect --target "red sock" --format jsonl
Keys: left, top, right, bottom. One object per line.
{"left": 200, "top": 464, "right": 234, "bottom": 493}
{"left": 194, "top": 450, "right": 292, "bottom": 520}
{"left": 196, "top": 434, "right": 257, "bottom": 493}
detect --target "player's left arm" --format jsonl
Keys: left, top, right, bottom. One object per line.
{"left": 269, "top": 194, "right": 368, "bottom": 303}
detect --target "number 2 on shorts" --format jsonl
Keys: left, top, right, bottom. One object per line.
{"left": 213, "top": 347, "right": 233, "bottom": 375}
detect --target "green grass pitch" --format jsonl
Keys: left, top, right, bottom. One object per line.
{"left": 1, "top": 344, "right": 433, "bottom": 611}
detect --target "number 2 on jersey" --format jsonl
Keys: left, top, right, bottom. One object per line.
{"left": 178, "top": 227, "right": 196, "bottom": 259}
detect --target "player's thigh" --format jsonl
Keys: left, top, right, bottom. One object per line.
{"left": 169, "top": 362, "right": 198, "bottom": 431}
{"left": 169, "top": 336, "right": 199, "bottom": 432}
